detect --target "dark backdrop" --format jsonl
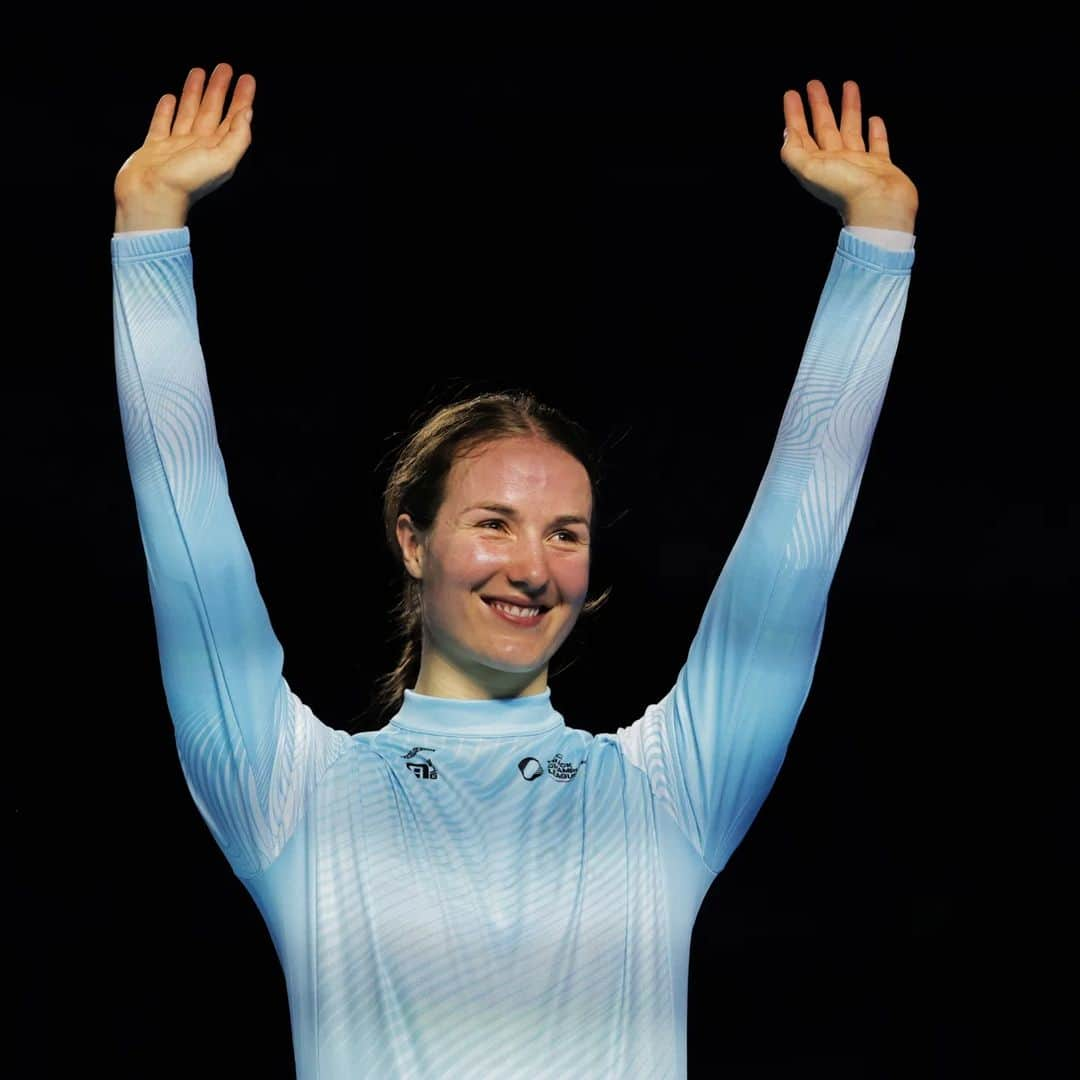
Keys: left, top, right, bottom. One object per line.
{"left": 9, "top": 24, "right": 1073, "bottom": 1079}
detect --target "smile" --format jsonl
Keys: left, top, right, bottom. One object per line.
{"left": 482, "top": 597, "right": 547, "bottom": 627}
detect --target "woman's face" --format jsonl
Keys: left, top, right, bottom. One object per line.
{"left": 397, "top": 435, "right": 593, "bottom": 692}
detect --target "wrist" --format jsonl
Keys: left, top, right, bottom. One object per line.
{"left": 841, "top": 197, "right": 917, "bottom": 233}
{"left": 114, "top": 197, "right": 189, "bottom": 233}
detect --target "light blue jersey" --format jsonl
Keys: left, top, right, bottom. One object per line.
{"left": 112, "top": 225, "right": 915, "bottom": 1078}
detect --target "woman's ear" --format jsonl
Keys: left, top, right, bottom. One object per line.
{"left": 396, "top": 513, "right": 424, "bottom": 580}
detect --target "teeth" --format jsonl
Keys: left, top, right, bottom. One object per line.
{"left": 491, "top": 600, "right": 541, "bottom": 617}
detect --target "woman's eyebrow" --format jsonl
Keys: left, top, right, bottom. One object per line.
{"left": 465, "top": 503, "right": 590, "bottom": 528}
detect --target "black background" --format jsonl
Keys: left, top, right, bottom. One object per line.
{"left": 9, "top": 20, "right": 1074, "bottom": 1079}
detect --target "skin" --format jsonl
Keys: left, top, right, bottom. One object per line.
{"left": 781, "top": 78, "right": 919, "bottom": 231}
{"left": 396, "top": 437, "right": 593, "bottom": 700}
{"left": 114, "top": 65, "right": 920, "bottom": 699}
{"left": 114, "top": 63, "right": 256, "bottom": 231}
{"left": 114, "top": 64, "right": 918, "bottom": 233}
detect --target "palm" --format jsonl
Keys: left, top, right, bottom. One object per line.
{"left": 114, "top": 63, "right": 256, "bottom": 209}
{"left": 781, "top": 79, "right": 918, "bottom": 215}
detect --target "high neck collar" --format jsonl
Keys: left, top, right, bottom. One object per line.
{"left": 389, "top": 686, "right": 564, "bottom": 738}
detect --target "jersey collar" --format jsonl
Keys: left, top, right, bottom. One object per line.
{"left": 389, "top": 686, "right": 565, "bottom": 738}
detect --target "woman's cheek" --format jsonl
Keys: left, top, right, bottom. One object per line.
{"left": 562, "top": 555, "right": 591, "bottom": 605}
{"left": 464, "top": 541, "right": 505, "bottom": 576}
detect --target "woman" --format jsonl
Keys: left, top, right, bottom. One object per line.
{"left": 113, "top": 63, "right": 917, "bottom": 1079}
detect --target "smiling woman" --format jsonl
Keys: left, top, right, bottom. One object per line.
{"left": 376, "top": 392, "right": 614, "bottom": 712}
{"left": 111, "top": 61, "right": 918, "bottom": 1080}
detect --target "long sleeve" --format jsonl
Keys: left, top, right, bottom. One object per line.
{"left": 114, "top": 224, "right": 916, "bottom": 247}
{"left": 112, "top": 227, "right": 347, "bottom": 879}
{"left": 617, "top": 227, "right": 916, "bottom": 874}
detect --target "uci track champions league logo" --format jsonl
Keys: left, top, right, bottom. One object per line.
{"left": 517, "top": 752, "right": 584, "bottom": 783}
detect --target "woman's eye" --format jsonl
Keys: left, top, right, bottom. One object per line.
{"left": 477, "top": 521, "right": 580, "bottom": 542}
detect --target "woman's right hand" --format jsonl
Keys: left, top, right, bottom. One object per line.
{"left": 114, "top": 63, "right": 256, "bottom": 232}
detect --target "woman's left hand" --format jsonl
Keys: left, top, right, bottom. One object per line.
{"left": 782, "top": 79, "right": 919, "bottom": 231}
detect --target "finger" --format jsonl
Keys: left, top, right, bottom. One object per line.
{"left": 782, "top": 88, "right": 819, "bottom": 152}
{"left": 868, "top": 115, "right": 891, "bottom": 159}
{"left": 216, "top": 73, "right": 256, "bottom": 139}
{"left": 839, "top": 80, "right": 865, "bottom": 152}
{"left": 145, "top": 93, "right": 177, "bottom": 143}
{"left": 173, "top": 67, "right": 206, "bottom": 137}
{"left": 217, "top": 106, "right": 254, "bottom": 164}
{"left": 806, "top": 79, "right": 845, "bottom": 152}
{"left": 193, "top": 62, "right": 234, "bottom": 137}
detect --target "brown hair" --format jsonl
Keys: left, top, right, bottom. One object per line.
{"left": 362, "top": 388, "right": 615, "bottom": 726}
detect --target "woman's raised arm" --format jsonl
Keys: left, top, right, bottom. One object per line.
{"left": 112, "top": 64, "right": 348, "bottom": 880}
{"left": 616, "top": 79, "right": 918, "bottom": 875}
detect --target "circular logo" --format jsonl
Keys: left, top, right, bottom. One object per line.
{"left": 517, "top": 756, "right": 544, "bottom": 781}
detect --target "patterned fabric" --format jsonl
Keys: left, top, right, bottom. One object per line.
{"left": 112, "top": 224, "right": 914, "bottom": 1078}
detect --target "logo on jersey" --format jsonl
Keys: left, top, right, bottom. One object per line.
{"left": 517, "top": 752, "right": 585, "bottom": 783}
{"left": 518, "top": 757, "right": 544, "bottom": 781}
{"left": 403, "top": 746, "right": 439, "bottom": 780}
{"left": 546, "top": 752, "right": 584, "bottom": 782}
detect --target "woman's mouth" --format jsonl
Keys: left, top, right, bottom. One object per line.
{"left": 482, "top": 597, "right": 548, "bottom": 627}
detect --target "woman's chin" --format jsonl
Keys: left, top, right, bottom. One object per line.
{"left": 479, "top": 652, "right": 547, "bottom": 676}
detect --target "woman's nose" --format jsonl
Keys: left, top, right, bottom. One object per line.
{"left": 505, "top": 537, "right": 549, "bottom": 592}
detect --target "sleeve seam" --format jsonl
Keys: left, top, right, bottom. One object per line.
{"left": 236, "top": 727, "right": 353, "bottom": 882}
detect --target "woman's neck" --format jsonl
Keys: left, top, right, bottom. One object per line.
{"left": 412, "top": 651, "right": 548, "bottom": 701}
